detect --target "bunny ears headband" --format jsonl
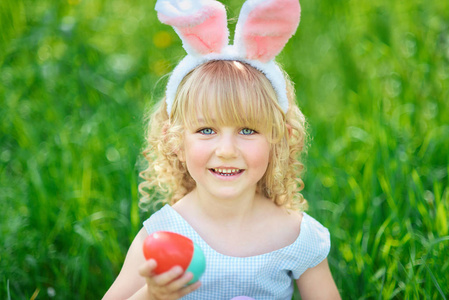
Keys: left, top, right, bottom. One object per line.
{"left": 155, "top": 0, "right": 301, "bottom": 114}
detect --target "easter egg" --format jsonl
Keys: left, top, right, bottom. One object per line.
{"left": 231, "top": 297, "right": 255, "bottom": 300}
{"left": 143, "top": 231, "right": 206, "bottom": 283}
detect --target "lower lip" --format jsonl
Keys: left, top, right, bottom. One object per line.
{"left": 209, "top": 169, "right": 244, "bottom": 181}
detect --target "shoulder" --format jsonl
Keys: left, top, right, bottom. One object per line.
{"left": 300, "top": 213, "right": 331, "bottom": 264}
{"left": 277, "top": 208, "right": 303, "bottom": 243}
{"left": 142, "top": 205, "right": 179, "bottom": 234}
{"left": 285, "top": 212, "right": 331, "bottom": 279}
{"left": 257, "top": 203, "right": 303, "bottom": 252}
{"left": 301, "top": 213, "right": 331, "bottom": 252}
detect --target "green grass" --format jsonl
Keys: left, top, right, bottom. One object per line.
{"left": 1, "top": 0, "right": 448, "bottom": 299}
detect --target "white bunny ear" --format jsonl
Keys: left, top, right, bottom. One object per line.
{"left": 156, "top": 0, "right": 229, "bottom": 56}
{"left": 234, "top": 0, "right": 301, "bottom": 63}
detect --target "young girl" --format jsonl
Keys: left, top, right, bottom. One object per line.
{"left": 104, "top": 0, "right": 340, "bottom": 299}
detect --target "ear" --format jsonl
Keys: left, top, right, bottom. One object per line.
{"left": 156, "top": 0, "right": 229, "bottom": 55}
{"left": 234, "top": 0, "right": 301, "bottom": 63}
{"left": 176, "top": 147, "right": 186, "bottom": 162}
{"left": 286, "top": 123, "right": 293, "bottom": 138}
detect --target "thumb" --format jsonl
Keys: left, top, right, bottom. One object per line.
{"left": 139, "top": 259, "right": 157, "bottom": 278}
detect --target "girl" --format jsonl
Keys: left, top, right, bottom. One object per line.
{"left": 104, "top": 0, "right": 340, "bottom": 299}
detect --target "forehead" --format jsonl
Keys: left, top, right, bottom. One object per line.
{"left": 173, "top": 60, "right": 286, "bottom": 134}
{"left": 183, "top": 104, "right": 266, "bottom": 129}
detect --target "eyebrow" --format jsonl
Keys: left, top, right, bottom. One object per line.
{"left": 196, "top": 118, "right": 215, "bottom": 124}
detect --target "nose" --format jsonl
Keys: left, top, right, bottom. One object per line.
{"left": 215, "top": 134, "right": 238, "bottom": 159}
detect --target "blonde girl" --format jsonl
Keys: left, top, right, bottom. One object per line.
{"left": 104, "top": 0, "right": 340, "bottom": 299}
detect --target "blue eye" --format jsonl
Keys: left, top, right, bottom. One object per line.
{"left": 199, "top": 128, "right": 215, "bottom": 135}
{"left": 240, "top": 128, "right": 255, "bottom": 135}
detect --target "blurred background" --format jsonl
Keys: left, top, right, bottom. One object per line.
{"left": 1, "top": 0, "right": 448, "bottom": 299}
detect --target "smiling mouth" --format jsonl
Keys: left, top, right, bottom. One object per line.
{"left": 210, "top": 168, "right": 244, "bottom": 176}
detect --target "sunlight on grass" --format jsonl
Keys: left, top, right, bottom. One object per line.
{"left": 1, "top": 0, "right": 448, "bottom": 298}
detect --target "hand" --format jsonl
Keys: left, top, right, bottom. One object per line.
{"left": 139, "top": 259, "right": 201, "bottom": 300}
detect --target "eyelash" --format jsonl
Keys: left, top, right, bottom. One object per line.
{"left": 198, "top": 128, "right": 215, "bottom": 135}
{"left": 197, "top": 128, "right": 257, "bottom": 135}
{"left": 240, "top": 128, "right": 256, "bottom": 135}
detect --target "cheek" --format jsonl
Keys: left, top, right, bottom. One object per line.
{"left": 246, "top": 141, "right": 271, "bottom": 169}
{"left": 184, "top": 140, "right": 210, "bottom": 167}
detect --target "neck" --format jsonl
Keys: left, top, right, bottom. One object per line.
{"left": 178, "top": 187, "right": 266, "bottom": 225}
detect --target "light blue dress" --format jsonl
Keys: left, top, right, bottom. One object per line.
{"left": 143, "top": 205, "right": 330, "bottom": 300}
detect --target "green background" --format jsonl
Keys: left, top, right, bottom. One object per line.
{"left": 1, "top": 0, "right": 448, "bottom": 299}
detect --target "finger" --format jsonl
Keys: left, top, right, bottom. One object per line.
{"left": 177, "top": 280, "right": 202, "bottom": 297}
{"left": 165, "top": 271, "right": 194, "bottom": 291}
{"left": 139, "top": 259, "right": 157, "bottom": 277}
{"left": 152, "top": 266, "right": 184, "bottom": 286}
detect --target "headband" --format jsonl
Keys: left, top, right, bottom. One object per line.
{"left": 155, "top": 0, "right": 301, "bottom": 114}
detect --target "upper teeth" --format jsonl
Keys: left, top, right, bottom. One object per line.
{"left": 214, "top": 168, "right": 239, "bottom": 174}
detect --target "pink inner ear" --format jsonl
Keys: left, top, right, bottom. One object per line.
{"left": 243, "top": 0, "right": 300, "bottom": 62}
{"left": 177, "top": 9, "right": 227, "bottom": 55}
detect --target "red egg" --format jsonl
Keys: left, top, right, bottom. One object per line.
{"left": 143, "top": 231, "right": 206, "bottom": 283}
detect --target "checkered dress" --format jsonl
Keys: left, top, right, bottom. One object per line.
{"left": 143, "top": 205, "right": 330, "bottom": 300}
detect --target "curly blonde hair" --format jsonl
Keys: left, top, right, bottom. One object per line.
{"left": 139, "top": 60, "right": 308, "bottom": 211}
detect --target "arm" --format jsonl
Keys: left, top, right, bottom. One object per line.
{"left": 296, "top": 258, "right": 341, "bottom": 300}
{"left": 103, "top": 227, "right": 148, "bottom": 299}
